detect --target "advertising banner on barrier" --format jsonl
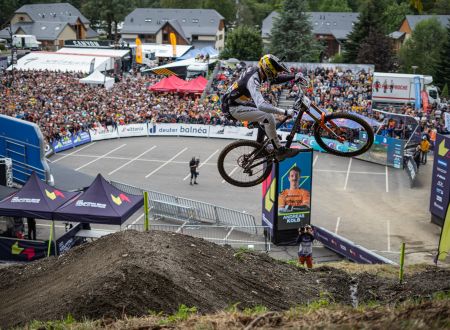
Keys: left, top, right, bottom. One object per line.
{"left": 72, "top": 131, "right": 91, "bottom": 147}
{"left": 118, "top": 123, "right": 148, "bottom": 137}
{"left": 89, "top": 126, "right": 119, "bottom": 141}
{"left": 148, "top": 123, "right": 180, "bottom": 136}
{"left": 178, "top": 124, "right": 210, "bottom": 137}
{"left": 430, "top": 133, "right": 450, "bottom": 223}
{"left": 56, "top": 223, "right": 83, "bottom": 255}
{"left": 313, "top": 226, "right": 395, "bottom": 264}
{"left": 404, "top": 155, "right": 418, "bottom": 188}
{"left": 0, "top": 237, "right": 50, "bottom": 261}
{"left": 52, "top": 136, "right": 74, "bottom": 153}
{"left": 277, "top": 151, "right": 312, "bottom": 230}
{"left": 209, "top": 125, "right": 257, "bottom": 140}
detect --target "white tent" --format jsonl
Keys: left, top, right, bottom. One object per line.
{"left": 79, "top": 70, "right": 115, "bottom": 90}
{"left": 7, "top": 52, "right": 111, "bottom": 73}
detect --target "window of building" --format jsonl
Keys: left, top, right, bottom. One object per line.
{"left": 182, "top": 18, "right": 186, "bottom": 22}
{"left": 163, "top": 32, "right": 169, "bottom": 42}
{"left": 192, "top": 35, "right": 198, "bottom": 40}
{"left": 20, "top": 16, "right": 24, "bottom": 21}
{"left": 219, "top": 34, "right": 223, "bottom": 40}
{"left": 41, "top": 26, "right": 47, "bottom": 30}
{"left": 192, "top": 18, "right": 199, "bottom": 23}
{"left": 210, "top": 19, "right": 214, "bottom": 23}
{"left": 145, "top": 18, "right": 151, "bottom": 22}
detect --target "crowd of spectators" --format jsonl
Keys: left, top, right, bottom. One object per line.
{"left": 0, "top": 61, "right": 448, "bottom": 146}
{"left": 0, "top": 69, "right": 234, "bottom": 144}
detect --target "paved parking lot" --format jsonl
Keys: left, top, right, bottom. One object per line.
{"left": 48, "top": 136, "right": 441, "bottom": 263}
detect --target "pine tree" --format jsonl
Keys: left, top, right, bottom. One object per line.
{"left": 356, "top": 30, "right": 395, "bottom": 71}
{"left": 343, "top": 0, "right": 387, "bottom": 64}
{"left": 269, "top": 0, "right": 321, "bottom": 62}
{"left": 434, "top": 23, "right": 450, "bottom": 90}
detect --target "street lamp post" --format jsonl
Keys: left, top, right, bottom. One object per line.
{"left": 412, "top": 65, "right": 418, "bottom": 74}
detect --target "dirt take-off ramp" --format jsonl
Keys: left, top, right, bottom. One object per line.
{"left": 0, "top": 230, "right": 449, "bottom": 328}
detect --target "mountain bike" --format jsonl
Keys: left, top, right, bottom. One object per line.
{"left": 217, "top": 91, "right": 375, "bottom": 187}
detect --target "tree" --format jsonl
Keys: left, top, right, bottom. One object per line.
{"left": 270, "top": 0, "right": 321, "bottom": 62}
{"left": 318, "top": 0, "right": 352, "bottom": 12}
{"left": 220, "top": 25, "right": 263, "bottom": 60}
{"left": 410, "top": 0, "right": 423, "bottom": 13}
{"left": 431, "top": 0, "right": 450, "bottom": 15}
{"left": 399, "top": 18, "right": 447, "bottom": 77}
{"left": 82, "top": 0, "right": 133, "bottom": 40}
{"left": 356, "top": 30, "right": 395, "bottom": 71}
{"left": 442, "top": 83, "right": 449, "bottom": 99}
{"left": 343, "top": 0, "right": 388, "bottom": 63}
{"left": 382, "top": 1, "right": 413, "bottom": 33}
{"left": 160, "top": 0, "right": 203, "bottom": 8}
{"left": 434, "top": 23, "right": 450, "bottom": 90}
{"left": 203, "top": 0, "right": 236, "bottom": 23}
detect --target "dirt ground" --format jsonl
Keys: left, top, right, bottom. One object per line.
{"left": 0, "top": 230, "right": 449, "bottom": 329}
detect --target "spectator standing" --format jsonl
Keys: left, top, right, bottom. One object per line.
{"left": 27, "top": 217, "right": 36, "bottom": 240}
{"left": 296, "top": 225, "right": 315, "bottom": 268}
{"left": 189, "top": 157, "right": 199, "bottom": 185}
{"left": 419, "top": 135, "right": 430, "bottom": 164}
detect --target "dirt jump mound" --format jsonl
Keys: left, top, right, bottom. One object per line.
{"left": 0, "top": 230, "right": 449, "bottom": 328}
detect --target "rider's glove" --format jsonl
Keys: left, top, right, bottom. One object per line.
{"left": 295, "top": 72, "right": 309, "bottom": 87}
{"left": 284, "top": 109, "right": 294, "bottom": 117}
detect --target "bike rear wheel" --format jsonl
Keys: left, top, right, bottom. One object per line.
{"left": 313, "top": 112, "right": 374, "bottom": 157}
{"left": 217, "top": 140, "right": 273, "bottom": 187}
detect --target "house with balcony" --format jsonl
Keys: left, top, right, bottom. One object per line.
{"left": 121, "top": 8, "right": 225, "bottom": 51}
{"left": 262, "top": 11, "right": 359, "bottom": 58}
{"left": 0, "top": 3, "right": 98, "bottom": 49}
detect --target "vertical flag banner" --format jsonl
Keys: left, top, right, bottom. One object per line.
{"left": 169, "top": 33, "right": 177, "bottom": 58}
{"left": 414, "top": 76, "right": 422, "bottom": 110}
{"left": 89, "top": 58, "right": 95, "bottom": 74}
{"left": 135, "top": 37, "right": 143, "bottom": 64}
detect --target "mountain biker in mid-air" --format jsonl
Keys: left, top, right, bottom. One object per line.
{"left": 221, "top": 54, "right": 308, "bottom": 161}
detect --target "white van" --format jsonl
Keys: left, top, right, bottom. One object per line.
{"left": 12, "top": 35, "right": 41, "bottom": 50}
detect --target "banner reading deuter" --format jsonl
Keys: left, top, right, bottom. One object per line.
{"left": 277, "top": 151, "right": 313, "bottom": 230}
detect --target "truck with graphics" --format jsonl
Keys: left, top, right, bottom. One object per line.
{"left": 372, "top": 72, "right": 440, "bottom": 107}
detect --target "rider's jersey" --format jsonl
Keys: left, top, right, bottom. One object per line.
{"left": 223, "top": 67, "right": 290, "bottom": 115}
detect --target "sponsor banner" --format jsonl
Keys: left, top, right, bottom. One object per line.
{"left": 52, "top": 136, "right": 74, "bottom": 153}
{"left": 148, "top": 123, "right": 180, "bottom": 136}
{"left": 148, "top": 123, "right": 210, "bottom": 137}
{"left": 277, "top": 151, "right": 312, "bottom": 231}
{"left": 0, "top": 237, "right": 50, "bottom": 261}
{"left": 313, "top": 225, "right": 396, "bottom": 264}
{"left": 118, "top": 123, "right": 148, "bottom": 137}
{"left": 56, "top": 223, "right": 84, "bottom": 255}
{"left": 178, "top": 124, "right": 210, "bottom": 137}
{"left": 89, "top": 126, "right": 119, "bottom": 141}
{"left": 404, "top": 155, "right": 418, "bottom": 188}
{"left": 430, "top": 133, "right": 450, "bottom": 221}
{"left": 445, "top": 113, "right": 450, "bottom": 133}
{"left": 72, "top": 131, "right": 91, "bottom": 147}
{"left": 209, "top": 125, "right": 257, "bottom": 140}
{"left": 44, "top": 143, "right": 54, "bottom": 157}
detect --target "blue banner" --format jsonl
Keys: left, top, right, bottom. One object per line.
{"left": 414, "top": 76, "right": 421, "bottom": 110}
{"left": 277, "top": 151, "right": 313, "bottom": 230}
{"left": 72, "top": 131, "right": 91, "bottom": 147}
{"left": 313, "top": 225, "right": 395, "bottom": 264}
{"left": 52, "top": 136, "right": 74, "bottom": 153}
{"left": 430, "top": 134, "right": 450, "bottom": 223}
{"left": 56, "top": 223, "right": 84, "bottom": 254}
{"left": 0, "top": 237, "right": 51, "bottom": 261}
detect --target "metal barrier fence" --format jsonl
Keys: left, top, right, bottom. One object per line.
{"left": 110, "top": 180, "right": 258, "bottom": 233}
{"left": 127, "top": 223, "right": 270, "bottom": 251}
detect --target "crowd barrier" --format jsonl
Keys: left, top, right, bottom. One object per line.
{"left": 404, "top": 154, "right": 418, "bottom": 188}
{"left": 313, "top": 225, "right": 396, "bottom": 265}
{"left": 49, "top": 123, "right": 259, "bottom": 154}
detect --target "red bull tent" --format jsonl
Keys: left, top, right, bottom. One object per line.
{"left": 177, "top": 76, "right": 208, "bottom": 94}
{"left": 0, "top": 172, "right": 80, "bottom": 219}
{"left": 53, "top": 174, "right": 143, "bottom": 225}
{"left": 148, "top": 75, "right": 186, "bottom": 92}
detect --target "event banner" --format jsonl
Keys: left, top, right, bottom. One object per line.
{"left": 72, "top": 131, "right": 91, "bottom": 147}
{"left": 404, "top": 155, "right": 418, "bottom": 188}
{"left": 89, "top": 126, "right": 119, "bottom": 141}
{"left": 0, "top": 237, "right": 49, "bottom": 261}
{"left": 117, "top": 123, "right": 148, "bottom": 138}
{"left": 148, "top": 123, "right": 210, "bottom": 137}
{"left": 56, "top": 223, "right": 83, "bottom": 255}
{"left": 52, "top": 137, "right": 73, "bottom": 153}
{"left": 277, "top": 151, "right": 312, "bottom": 230}
{"left": 313, "top": 226, "right": 395, "bottom": 264}
{"left": 356, "top": 135, "right": 405, "bottom": 169}
{"left": 261, "top": 166, "right": 277, "bottom": 237}
{"left": 209, "top": 125, "right": 257, "bottom": 140}
{"left": 430, "top": 133, "right": 450, "bottom": 221}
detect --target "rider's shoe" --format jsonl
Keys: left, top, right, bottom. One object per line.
{"left": 275, "top": 146, "right": 301, "bottom": 162}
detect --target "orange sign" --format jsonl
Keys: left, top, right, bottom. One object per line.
{"left": 135, "top": 37, "right": 143, "bottom": 64}
{"left": 169, "top": 33, "right": 177, "bottom": 57}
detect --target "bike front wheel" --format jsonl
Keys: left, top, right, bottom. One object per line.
{"left": 217, "top": 140, "right": 273, "bottom": 187}
{"left": 313, "top": 112, "right": 374, "bottom": 157}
